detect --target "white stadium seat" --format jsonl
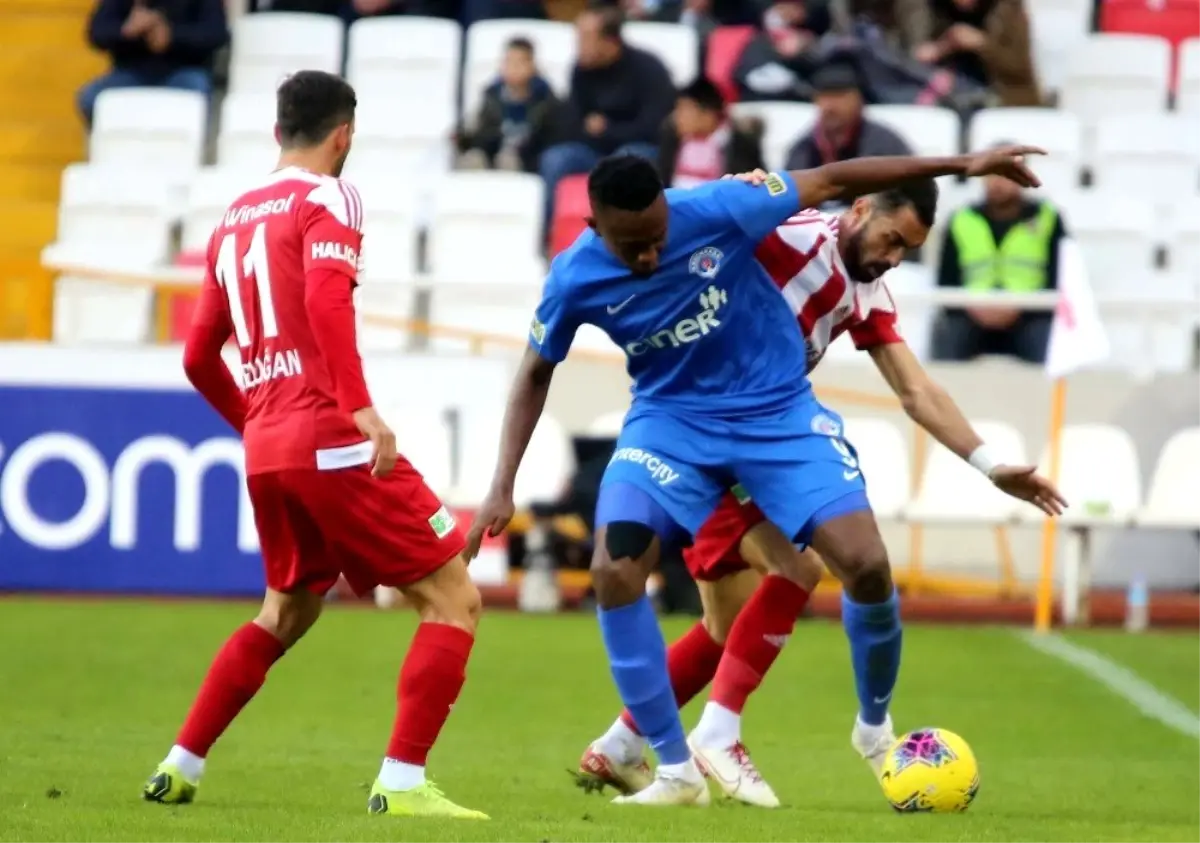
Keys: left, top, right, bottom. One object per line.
{"left": 463, "top": 19, "right": 574, "bottom": 120}
{"left": 346, "top": 16, "right": 460, "bottom": 107}
{"left": 1092, "top": 114, "right": 1200, "bottom": 206}
{"left": 730, "top": 101, "right": 816, "bottom": 171}
{"left": 385, "top": 407, "right": 455, "bottom": 497}
{"left": 864, "top": 105, "right": 961, "bottom": 157}
{"left": 1024, "top": 424, "right": 1142, "bottom": 525}
{"left": 90, "top": 88, "right": 206, "bottom": 178}
{"left": 455, "top": 411, "right": 574, "bottom": 507}
{"left": 1055, "top": 193, "right": 1157, "bottom": 296}
{"left": 354, "top": 177, "right": 421, "bottom": 286}
{"left": 969, "top": 107, "right": 1082, "bottom": 194}
{"left": 216, "top": 94, "right": 278, "bottom": 170}
{"left": 1178, "top": 38, "right": 1200, "bottom": 115}
{"left": 52, "top": 276, "right": 153, "bottom": 346}
{"left": 1138, "top": 427, "right": 1200, "bottom": 528}
{"left": 228, "top": 12, "right": 343, "bottom": 95}
{"left": 1028, "top": 6, "right": 1092, "bottom": 95}
{"left": 182, "top": 168, "right": 253, "bottom": 254}
{"left": 841, "top": 417, "right": 910, "bottom": 519}
{"left": 907, "top": 421, "right": 1028, "bottom": 523}
{"left": 1167, "top": 200, "right": 1200, "bottom": 286}
{"left": 43, "top": 164, "right": 174, "bottom": 268}
{"left": 622, "top": 21, "right": 698, "bottom": 86}
{"left": 429, "top": 172, "right": 544, "bottom": 287}
{"left": 880, "top": 262, "right": 935, "bottom": 363}
{"left": 349, "top": 98, "right": 455, "bottom": 186}
{"left": 1061, "top": 34, "right": 1172, "bottom": 124}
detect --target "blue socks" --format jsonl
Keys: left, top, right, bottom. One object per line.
{"left": 597, "top": 596, "right": 690, "bottom": 765}
{"left": 842, "top": 590, "right": 903, "bottom": 726}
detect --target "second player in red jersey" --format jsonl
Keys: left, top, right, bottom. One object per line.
{"left": 144, "top": 70, "right": 487, "bottom": 820}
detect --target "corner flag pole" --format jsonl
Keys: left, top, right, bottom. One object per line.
{"left": 1033, "top": 377, "right": 1068, "bottom": 633}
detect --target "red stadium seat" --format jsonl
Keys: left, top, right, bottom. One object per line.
{"left": 549, "top": 174, "right": 590, "bottom": 258}
{"left": 1101, "top": 0, "right": 1200, "bottom": 88}
{"left": 705, "top": 26, "right": 756, "bottom": 104}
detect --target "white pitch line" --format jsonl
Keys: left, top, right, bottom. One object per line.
{"left": 1016, "top": 630, "right": 1200, "bottom": 740}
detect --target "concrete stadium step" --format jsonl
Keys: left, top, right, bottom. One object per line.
{"left": 0, "top": 200, "right": 59, "bottom": 253}
{"left": 0, "top": 260, "right": 55, "bottom": 340}
{"left": 0, "top": 121, "right": 85, "bottom": 166}
{"left": 0, "top": 13, "right": 102, "bottom": 50}
{"left": 0, "top": 163, "right": 67, "bottom": 201}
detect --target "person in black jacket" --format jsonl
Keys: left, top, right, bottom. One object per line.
{"left": 538, "top": 3, "right": 675, "bottom": 229}
{"left": 79, "top": 0, "right": 229, "bottom": 125}
{"left": 658, "top": 76, "right": 765, "bottom": 189}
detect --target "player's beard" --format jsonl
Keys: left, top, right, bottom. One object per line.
{"left": 843, "top": 225, "right": 889, "bottom": 282}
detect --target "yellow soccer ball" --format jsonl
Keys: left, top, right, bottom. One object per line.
{"left": 879, "top": 728, "right": 980, "bottom": 813}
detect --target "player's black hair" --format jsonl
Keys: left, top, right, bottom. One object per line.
{"left": 586, "top": 1, "right": 625, "bottom": 40}
{"left": 506, "top": 35, "right": 535, "bottom": 55}
{"left": 678, "top": 76, "right": 725, "bottom": 113}
{"left": 873, "top": 178, "right": 939, "bottom": 229}
{"left": 588, "top": 154, "right": 664, "bottom": 212}
{"left": 276, "top": 70, "right": 357, "bottom": 149}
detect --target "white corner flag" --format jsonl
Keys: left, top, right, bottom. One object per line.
{"left": 1045, "top": 238, "right": 1109, "bottom": 379}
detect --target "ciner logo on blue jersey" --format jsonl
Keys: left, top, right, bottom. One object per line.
{"left": 625, "top": 286, "right": 728, "bottom": 357}
{"left": 688, "top": 246, "right": 724, "bottom": 279}
{"left": 610, "top": 447, "right": 680, "bottom": 485}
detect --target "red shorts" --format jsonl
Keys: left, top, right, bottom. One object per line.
{"left": 246, "top": 457, "right": 466, "bottom": 596}
{"left": 682, "top": 492, "right": 768, "bottom": 582}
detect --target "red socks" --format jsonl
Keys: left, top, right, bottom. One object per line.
{"left": 711, "top": 575, "right": 810, "bottom": 714}
{"left": 176, "top": 622, "right": 285, "bottom": 757}
{"left": 386, "top": 622, "right": 474, "bottom": 765}
{"left": 620, "top": 621, "right": 725, "bottom": 734}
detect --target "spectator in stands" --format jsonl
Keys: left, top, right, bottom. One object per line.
{"left": 783, "top": 61, "right": 912, "bottom": 204}
{"left": 932, "top": 146, "right": 1068, "bottom": 365}
{"left": 913, "top": 0, "right": 1041, "bottom": 106}
{"left": 80, "top": 0, "right": 228, "bottom": 125}
{"left": 538, "top": 4, "right": 675, "bottom": 227}
{"left": 658, "top": 76, "right": 765, "bottom": 188}
{"left": 456, "top": 37, "right": 561, "bottom": 173}
{"left": 831, "top": 0, "right": 932, "bottom": 53}
{"left": 733, "top": 0, "right": 832, "bottom": 101}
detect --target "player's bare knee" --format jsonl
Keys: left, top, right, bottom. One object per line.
{"left": 591, "top": 523, "right": 657, "bottom": 608}
{"left": 405, "top": 555, "right": 482, "bottom": 633}
{"left": 256, "top": 589, "right": 323, "bottom": 647}
{"left": 843, "top": 549, "right": 893, "bottom": 604}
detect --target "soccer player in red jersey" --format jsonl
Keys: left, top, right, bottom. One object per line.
{"left": 142, "top": 71, "right": 486, "bottom": 820}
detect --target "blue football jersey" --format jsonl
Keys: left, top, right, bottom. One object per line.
{"left": 530, "top": 174, "right": 811, "bottom": 415}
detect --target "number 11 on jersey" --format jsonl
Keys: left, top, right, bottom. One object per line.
{"left": 215, "top": 222, "right": 278, "bottom": 348}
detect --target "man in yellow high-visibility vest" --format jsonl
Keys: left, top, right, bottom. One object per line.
{"left": 931, "top": 146, "right": 1069, "bottom": 364}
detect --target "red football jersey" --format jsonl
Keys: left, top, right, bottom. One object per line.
{"left": 198, "top": 166, "right": 370, "bottom": 474}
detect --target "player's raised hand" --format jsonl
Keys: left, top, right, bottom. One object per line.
{"left": 964, "top": 145, "right": 1046, "bottom": 188}
{"left": 351, "top": 406, "right": 398, "bottom": 478}
{"left": 464, "top": 488, "right": 515, "bottom": 562}
{"left": 989, "top": 465, "right": 1068, "bottom": 516}
{"left": 722, "top": 168, "right": 770, "bottom": 185}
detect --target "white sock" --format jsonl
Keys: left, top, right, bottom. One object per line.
{"left": 164, "top": 745, "right": 205, "bottom": 784}
{"left": 690, "top": 701, "right": 741, "bottom": 748}
{"left": 596, "top": 718, "right": 646, "bottom": 765}
{"left": 378, "top": 758, "right": 425, "bottom": 792}
{"left": 855, "top": 713, "right": 894, "bottom": 741}
{"left": 657, "top": 757, "right": 703, "bottom": 783}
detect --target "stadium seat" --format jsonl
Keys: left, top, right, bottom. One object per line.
{"left": 51, "top": 274, "right": 153, "bottom": 345}
{"left": 623, "top": 21, "right": 699, "bottom": 86}
{"left": 89, "top": 88, "right": 206, "bottom": 179}
{"left": 880, "top": 261, "right": 936, "bottom": 362}
{"left": 350, "top": 98, "right": 455, "bottom": 181}
{"left": 181, "top": 167, "right": 253, "bottom": 255}
{"left": 463, "top": 19, "right": 574, "bottom": 120}
{"left": 1055, "top": 193, "right": 1158, "bottom": 295}
{"left": 907, "top": 421, "right": 1028, "bottom": 523}
{"left": 1021, "top": 424, "right": 1142, "bottom": 525}
{"left": 586, "top": 408, "right": 627, "bottom": 437}
{"left": 346, "top": 16, "right": 460, "bottom": 107}
{"left": 1100, "top": 0, "right": 1200, "bottom": 51}
{"left": 1167, "top": 199, "right": 1200, "bottom": 282}
{"left": 387, "top": 406, "right": 455, "bottom": 496}
{"left": 1092, "top": 114, "right": 1200, "bottom": 206}
{"left": 841, "top": 417, "right": 910, "bottom": 519}
{"left": 1028, "top": 5, "right": 1093, "bottom": 94}
{"left": 730, "top": 101, "right": 816, "bottom": 171}
{"left": 1061, "top": 34, "right": 1173, "bottom": 124}
{"left": 969, "top": 108, "right": 1083, "bottom": 194}
{"left": 705, "top": 25, "right": 756, "bottom": 104}
{"left": 455, "top": 411, "right": 575, "bottom": 507}
{"left": 1137, "top": 426, "right": 1200, "bottom": 527}
{"left": 549, "top": 174, "right": 589, "bottom": 258}
{"left": 429, "top": 172, "right": 545, "bottom": 288}
{"left": 863, "top": 105, "right": 961, "bottom": 158}
{"left": 228, "top": 12, "right": 344, "bottom": 94}
{"left": 216, "top": 94, "right": 278, "bottom": 170}
{"left": 355, "top": 283, "right": 418, "bottom": 351}
{"left": 42, "top": 163, "right": 173, "bottom": 268}
{"left": 1176, "top": 38, "right": 1200, "bottom": 113}
{"left": 354, "top": 176, "right": 421, "bottom": 285}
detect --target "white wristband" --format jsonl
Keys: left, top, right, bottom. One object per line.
{"left": 968, "top": 444, "right": 1000, "bottom": 477}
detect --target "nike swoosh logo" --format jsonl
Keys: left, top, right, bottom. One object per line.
{"left": 607, "top": 295, "right": 636, "bottom": 315}
{"left": 873, "top": 694, "right": 891, "bottom": 705}
{"left": 844, "top": 470, "right": 861, "bottom": 481}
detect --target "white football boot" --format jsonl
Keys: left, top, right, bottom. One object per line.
{"left": 689, "top": 738, "right": 780, "bottom": 808}
{"left": 851, "top": 714, "right": 897, "bottom": 777}
{"left": 611, "top": 759, "right": 710, "bottom": 806}
{"left": 576, "top": 740, "right": 653, "bottom": 796}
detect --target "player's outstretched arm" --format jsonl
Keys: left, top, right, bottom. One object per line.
{"left": 787, "top": 145, "right": 1045, "bottom": 209}
{"left": 464, "top": 347, "right": 558, "bottom": 560}
{"left": 867, "top": 341, "right": 1067, "bottom": 517}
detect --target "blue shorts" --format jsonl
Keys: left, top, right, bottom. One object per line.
{"left": 595, "top": 394, "right": 870, "bottom": 545}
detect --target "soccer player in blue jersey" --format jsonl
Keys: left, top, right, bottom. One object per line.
{"left": 466, "top": 147, "right": 1045, "bottom": 806}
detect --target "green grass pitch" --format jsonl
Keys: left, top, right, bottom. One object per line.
{"left": 0, "top": 599, "right": 1196, "bottom": 842}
